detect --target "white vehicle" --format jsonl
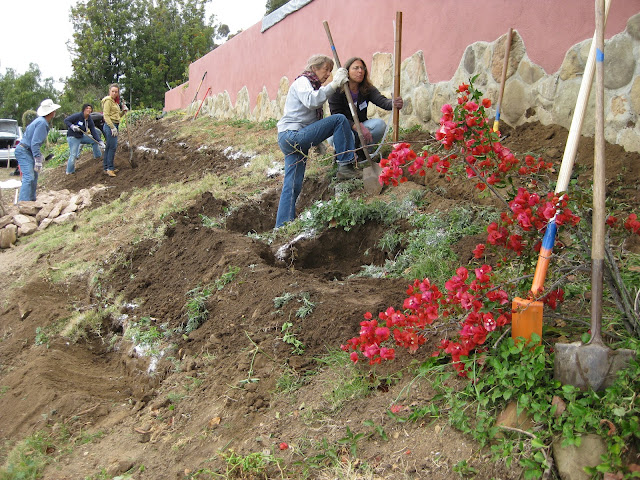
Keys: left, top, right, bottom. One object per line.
{"left": 0, "top": 119, "right": 22, "bottom": 168}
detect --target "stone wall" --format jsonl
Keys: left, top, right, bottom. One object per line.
{"left": 188, "top": 12, "right": 640, "bottom": 154}
{"left": 0, "top": 186, "right": 106, "bottom": 249}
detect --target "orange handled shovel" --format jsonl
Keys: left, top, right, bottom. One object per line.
{"left": 511, "top": 0, "right": 611, "bottom": 344}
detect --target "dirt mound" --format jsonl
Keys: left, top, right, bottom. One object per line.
{"left": 1, "top": 118, "right": 639, "bottom": 479}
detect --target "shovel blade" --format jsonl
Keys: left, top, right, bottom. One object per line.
{"left": 554, "top": 342, "right": 635, "bottom": 391}
{"left": 362, "top": 162, "right": 383, "bottom": 195}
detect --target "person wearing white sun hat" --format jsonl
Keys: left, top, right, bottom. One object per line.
{"left": 15, "top": 98, "right": 61, "bottom": 202}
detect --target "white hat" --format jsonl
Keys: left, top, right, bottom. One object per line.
{"left": 37, "top": 99, "right": 61, "bottom": 116}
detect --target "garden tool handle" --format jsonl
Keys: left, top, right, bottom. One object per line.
{"left": 590, "top": 0, "right": 606, "bottom": 345}
{"left": 493, "top": 28, "right": 513, "bottom": 133}
{"left": 323, "top": 21, "right": 373, "bottom": 163}
{"left": 555, "top": 0, "right": 611, "bottom": 195}
{"left": 392, "top": 12, "right": 402, "bottom": 142}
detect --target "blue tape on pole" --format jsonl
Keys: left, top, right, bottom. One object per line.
{"left": 541, "top": 221, "right": 557, "bottom": 250}
{"left": 495, "top": 111, "right": 501, "bottom": 121}
{"left": 331, "top": 45, "right": 336, "bottom": 53}
{"left": 596, "top": 49, "right": 604, "bottom": 62}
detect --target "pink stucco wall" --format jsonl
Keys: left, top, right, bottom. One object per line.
{"left": 165, "top": 0, "right": 639, "bottom": 112}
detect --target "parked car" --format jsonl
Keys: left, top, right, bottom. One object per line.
{"left": 0, "top": 119, "right": 23, "bottom": 168}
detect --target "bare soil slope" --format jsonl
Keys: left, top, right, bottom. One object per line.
{"left": 1, "top": 116, "right": 638, "bottom": 479}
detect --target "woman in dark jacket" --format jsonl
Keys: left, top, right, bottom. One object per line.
{"left": 64, "top": 104, "right": 104, "bottom": 174}
{"left": 328, "top": 57, "right": 403, "bottom": 158}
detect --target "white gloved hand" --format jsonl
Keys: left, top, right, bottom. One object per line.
{"left": 71, "top": 125, "right": 82, "bottom": 132}
{"left": 329, "top": 67, "right": 348, "bottom": 90}
{"left": 111, "top": 127, "right": 118, "bottom": 137}
{"left": 98, "top": 141, "right": 106, "bottom": 150}
{"left": 34, "top": 155, "right": 43, "bottom": 173}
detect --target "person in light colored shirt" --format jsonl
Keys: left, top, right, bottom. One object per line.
{"left": 275, "top": 54, "right": 354, "bottom": 228}
{"left": 15, "top": 99, "right": 61, "bottom": 201}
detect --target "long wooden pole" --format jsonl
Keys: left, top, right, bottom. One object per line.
{"left": 392, "top": 12, "right": 402, "bottom": 142}
{"left": 492, "top": 28, "right": 513, "bottom": 132}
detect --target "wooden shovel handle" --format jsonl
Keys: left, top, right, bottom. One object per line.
{"left": 493, "top": 28, "right": 513, "bottom": 132}
{"left": 392, "top": 12, "right": 402, "bottom": 142}
{"left": 323, "top": 21, "right": 372, "bottom": 163}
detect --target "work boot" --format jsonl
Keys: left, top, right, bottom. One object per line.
{"left": 104, "top": 170, "right": 117, "bottom": 177}
{"left": 336, "top": 163, "right": 362, "bottom": 181}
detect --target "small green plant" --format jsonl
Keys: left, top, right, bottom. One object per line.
{"left": 34, "top": 327, "right": 51, "bottom": 347}
{"left": 273, "top": 291, "right": 315, "bottom": 319}
{"left": 219, "top": 449, "right": 283, "bottom": 478}
{"left": 184, "top": 285, "right": 213, "bottom": 333}
{"left": 199, "top": 214, "right": 221, "bottom": 228}
{"left": 215, "top": 265, "right": 240, "bottom": 290}
{"left": 295, "top": 292, "right": 315, "bottom": 318}
{"left": 337, "top": 426, "right": 366, "bottom": 458}
{"left": 124, "top": 316, "right": 163, "bottom": 352}
{"left": 453, "top": 459, "right": 478, "bottom": 478}
{"left": 281, "top": 321, "right": 305, "bottom": 355}
{"left": 273, "top": 292, "right": 296, "bottom": 309}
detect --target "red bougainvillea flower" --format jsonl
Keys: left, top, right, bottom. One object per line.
{"left": 482, "top": 98, "right": 492, "bottom": 108}
{"left": 606, "top": 216, "right": 618, "bottom": 227}
{"left": 473, "top": 244, "right": 485, "bottom": 258}
{"left": 624, "top": 213, "right": 640, "bottom": 234}
{"left": 279, "top": 442, "right": 289, "bottom": 450}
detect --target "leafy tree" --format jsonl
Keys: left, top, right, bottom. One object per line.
{"left": 67, "top": 0, "right": 225, "bottom": 110}
{"left": 265, "top": 0, "right": 288, "bottom": 15}
{"left": 67, "top": 0, "right": 134, "bottom": 96}
{"left": 0, "top": 65, "right": 60, "bottom": 126}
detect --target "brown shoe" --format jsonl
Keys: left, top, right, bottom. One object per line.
{"left": 336, "top": 163, "right": 362, "bottom": 181}
{"left": 104, "top": 170, "right": 116, "bottom": 177}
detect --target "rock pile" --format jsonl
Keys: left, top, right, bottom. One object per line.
{"left": 0, "top": 185, "right": 106, "bottom": 249}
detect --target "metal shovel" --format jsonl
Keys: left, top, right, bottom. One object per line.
{"left": 323, "top": 21, "right": 383, "bottom": 195}
{"left": 553, "top": 0, "right": 635, "bottom": 391}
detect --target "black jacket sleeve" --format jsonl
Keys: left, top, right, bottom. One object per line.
{"left": 367, "top": 86, "right": 393, "bottom": 111}
{"left": 64, "top": 112, "right": 84, "bottom": 138}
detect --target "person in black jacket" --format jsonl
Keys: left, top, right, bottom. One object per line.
{"left": 64, "top": 104, "right": 104, "bottom": 174}
{"left": 328, "top": 57, "right": 403, "bottom": 160}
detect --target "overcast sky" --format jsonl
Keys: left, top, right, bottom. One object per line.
{"left": 0, "top": 0, "right": 266, "bottom": 89}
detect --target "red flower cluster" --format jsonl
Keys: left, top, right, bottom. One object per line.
{"left": 341, "top": 265, "right": 511, "bottom": 374}
{"left": 624, "top": 213, "right": 640, "bottom": 234}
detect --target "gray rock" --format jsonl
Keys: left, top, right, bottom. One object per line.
{"left": 12, "top": 214, "right": 37, "bottom": 227}
{"left": 559, "top": 46, "right": 584, "bottom": 81}
{"left": 491, "top": 30, "right": 524, "bottom": 82}
{"left": 18, "top": 201, "right": 42, "bottom": 216}
{"left": 0, "top": 225, "right": 17, "bottom": 248}
{"left": 552, "top": 434, "right": 607, "bottom": 480}
{"left": 0, "top": 215, "right": 12, "bottom": 229}
{"left": 18, "top": 222, "right": 38, "bottom": 236}
{"left": 604, "top": 35, "right": 635, "bottom": 90}
{"left": 630, "top": 76, "right": 640, "bottom": 115}
{"left": 502, "top": 79, "right": 528, "bottom": 123}
{"left": 463, "top": 45, "right": 476, "bottom": 74}
{"left": 627, "top": 12, "right": 640, "bottom": 40}
{"left": 518, "top": 58, "right": 545, "bottom": 85}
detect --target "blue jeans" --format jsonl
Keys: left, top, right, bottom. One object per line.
{"left": 103, "top": 124, "right": 118, "bottom": 171}
{"left": 275, "top": 114, "right": 355, "bottom": 228}
{"left": 328, "top": 118, "right": 387, "bottom": 153}
{"left": 66, "top": 135, "right": 102, "bottom": 173}
{"left": 16, "top": 146, "right": 38, "bottom": 202}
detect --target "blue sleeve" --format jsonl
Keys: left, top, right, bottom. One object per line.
{"left": 64, "top": 114, "right": 76, "bottom": 128}
{"left": 31, "top": 120, "right": 50, "bottom": 156}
